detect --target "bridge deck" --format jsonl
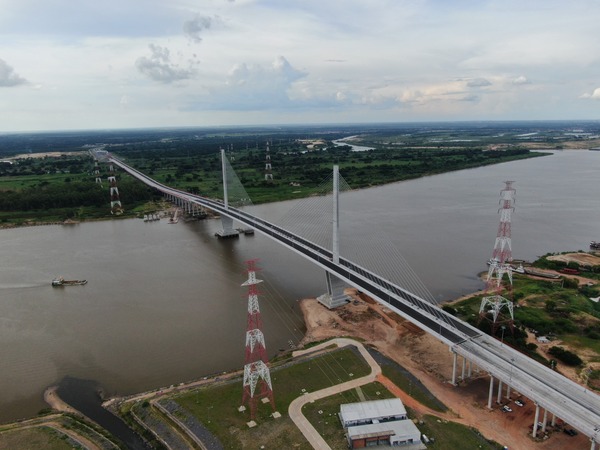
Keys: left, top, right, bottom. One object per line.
{"left": 107, "top": 153, "right": 600, "bottom": 441}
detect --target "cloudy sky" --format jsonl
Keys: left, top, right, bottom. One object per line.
{"left": 1, "top": 0, "right": 599, "bottom": 132}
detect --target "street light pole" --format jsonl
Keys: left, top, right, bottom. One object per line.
{"left": 510, "top": 358, "right": 515, "bottom": 381}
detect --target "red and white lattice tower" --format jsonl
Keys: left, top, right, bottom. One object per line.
{"left": 108, "top": 164, "right": 123, "bottom": 215}
{"left": 479, "top": 181, "right": 516, "bottom": 333}
{"left": 94, "top": 160, "right": 102, "bottom": 184}
{"left": 487, "top": 181, "right": 516, "bottom": 288}
{"left": 264, "top": 142, "right": 273, "bottom": 182}
{"left": 240, "top": 259, "right": 275, "bottom": 420}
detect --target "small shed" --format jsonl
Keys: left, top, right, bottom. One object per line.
{"left": 346, "top": 420, "right": 421, "bottom": 448}
{"left": 340, "top": 398, "right": 407, "bottom": 428}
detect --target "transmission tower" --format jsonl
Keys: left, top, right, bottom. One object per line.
{"left": 479, "top": 181, "right": 516, "bottom": 334}
{"left": 240, "top": 260, "right": 275, "bottom": 420}
{"left": 108, "top": 164, "right": 123, "bottom": 215}
{"left": 264, "top": 142, "right": 273, "bottom": 182}
{"left": 94, "top": 160, "right": 102, "bottom": 185}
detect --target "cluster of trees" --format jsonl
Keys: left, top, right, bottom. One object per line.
{"left": 0, "top": 155, "right": 91, "bottom": 177}
{"left": 548, "top": 346, "right": 583, "bottom": 366}
{"left": 0, "top": 178, "right": 157, "bottom": 213}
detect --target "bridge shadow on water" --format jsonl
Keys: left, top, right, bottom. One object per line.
{"left": 57, "top": 376, "right": 150, "bottom": 450}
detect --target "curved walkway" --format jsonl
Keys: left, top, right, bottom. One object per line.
{"left": 288, "top": 338, "right": 382, "bottom": 450}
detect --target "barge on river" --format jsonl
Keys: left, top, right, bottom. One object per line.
{"left": 52, "top": 277, "right": 88, "bottom": 287}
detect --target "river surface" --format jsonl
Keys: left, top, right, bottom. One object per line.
{"left": 0, "top": 149, "right": 598, "bottom": 422}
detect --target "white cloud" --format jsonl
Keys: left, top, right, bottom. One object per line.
{"left": 0, "top": 58, "right": 27, "bottom": 87}
{"left": 581, "top": 88, "right": 600, "bottom": 100}
{"left": 512, "top": 75, "right": 530, "bottom": 85}
{"left": 135, "top": 44, "right": 196, "bottom": 83}
{"left": 198, "top": 56, "right": 307, "bottom": 110}
{"left": 183, "top": 15, "right": 213, "bottom": 43}
{"left": 467, "top": 78, "right": 492, "bottom": 88}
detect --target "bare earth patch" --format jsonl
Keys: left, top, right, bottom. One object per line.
{"left": 547, "top": 252, "right": 600, "bottom": 267}
{"left": 10, "top": 151, "right": 86, "bottom": 160}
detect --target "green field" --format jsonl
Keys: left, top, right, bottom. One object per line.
{"left": 172, "top": 347, "right": 370, "bottom": 449}
{"left": 0, "top": 426, "right": 80, "bottom": 450}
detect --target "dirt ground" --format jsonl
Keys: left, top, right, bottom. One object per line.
{"left": 547, "top": 252, "right": 600, "bottom": 274}
{"left": 300, "top": 291, "right": 592, "bottom": 450}
{"left": 9, "top": 151, "right": 87, "bottom": 160}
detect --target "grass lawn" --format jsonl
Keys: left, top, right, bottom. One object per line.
{"left": 381, "top": 365, "right": 447, "bottom": 412}
{"left": 174, "top": 347, "right": 370, "bottom": 449}
{"left": 0, "top": 426, "right": 80, "bottom": 450}
{"left": 417, "top": 414, "right": 504, "bottom": 450}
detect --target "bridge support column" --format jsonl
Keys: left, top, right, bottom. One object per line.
{"left": 468, "top": 361, "right": 472, "bottom": 378}
{"left": 506, "top": 385, "right": 511, "bottom": 399}
{"left": 487, "top": 376, "right": 494, "bottom": 409}
{"left": 541, "top": 408, "right": 548, "bottom": 433}
{"left": 461, "top": 357, "right": 466, "bottom": 381}
{"left": 451, "top": 351, "right": 457, "bottom": 385}
{"left": 532, "top": 403, "right": 540, "bottom": 438}
{"left": 591, "top": 439, "right": 597, "bottom": 450}
{"left": 216, "top": 215, "right": 239, "bottom": 238}
{"left": 317, "top": 272, "right": 350, "bottom": 309}
{"left": 551, "top": 414, "right": 556, "bottom": 427}
{"left": 496, "top": 380, "right": 503, "bottom": 404}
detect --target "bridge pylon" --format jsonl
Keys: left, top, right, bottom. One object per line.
{"left": 215, "top": 148, "right": 240, "bottom": 238}
{"left": 317, "top": 165, "right": 350, "bottom": 309}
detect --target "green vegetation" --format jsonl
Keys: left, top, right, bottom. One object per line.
{"left": 0, "top": 124, "right": 550, "bottom": 224}
{"left": 381, "top": 365, "right": 447, "bottom": 412}
{"left": 548, "top": 346, "right": 583, "bottom": 366}
{"left": 173, "top": 347, "right": 370, "bottom": 449}
{"left": 449, "top": 255, "right": 600, "bottom": 371}
{"left": 0, "top": 154, "right": 161, "bottom": 224}
{"left": 416, "top": 414, "right": 504, "bottom": 450}
{"left": 0, "top": 426, "right": 81, "bottom": 450}
{"left": 117, "top": 139, "right": 542, "bottom": 206}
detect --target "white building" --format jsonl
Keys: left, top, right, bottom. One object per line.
{"left": 340, "top": 398, "right": 407, "bottom": 428}
{"left": 346, "top": 420, "right": 422, "bottom": 448}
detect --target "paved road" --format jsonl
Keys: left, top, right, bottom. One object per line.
{"left": 288, "top": 338, "right": 382, "bottom": 450}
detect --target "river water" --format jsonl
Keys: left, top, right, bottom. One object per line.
{"left": 0, "top": 150, "right": 598, "bottom": 422}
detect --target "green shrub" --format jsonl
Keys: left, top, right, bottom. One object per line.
{"left": 548, "top": 346, "right": 583, "bottom": 366}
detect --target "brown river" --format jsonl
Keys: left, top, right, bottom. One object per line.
{"left": 0, "top": 150, "right": 598, "bottom": 422}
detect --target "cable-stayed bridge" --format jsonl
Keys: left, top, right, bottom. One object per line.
{"left": 105, "top": 151, "right": 600, "bottom": 448}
